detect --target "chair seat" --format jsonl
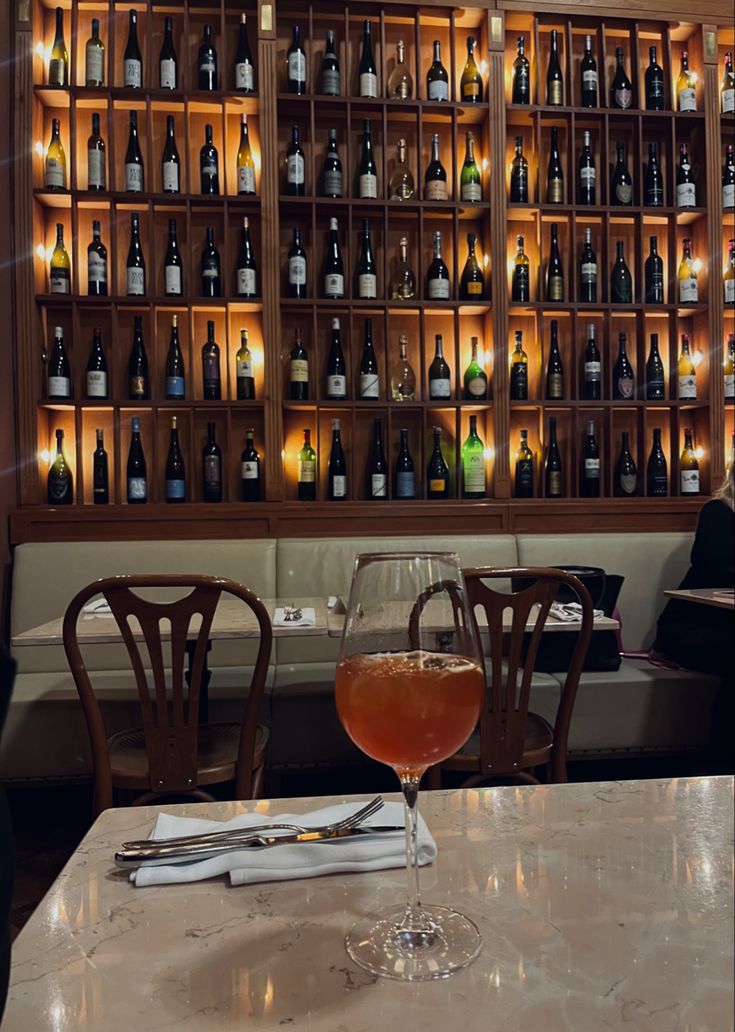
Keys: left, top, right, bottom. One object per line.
{"left": 108, "top": 723, "right": 269, "bottom": 789}
{"left": 441, "top": 711, "right": 554, "bottom": 773}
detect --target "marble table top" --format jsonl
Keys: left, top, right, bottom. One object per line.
{"left": 6, "top": 777, "right": 733, "bottom": 1031}
{"left": 664, "top": 587, "right": 735, "bottom": 610}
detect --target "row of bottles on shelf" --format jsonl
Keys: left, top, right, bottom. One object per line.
{"left": 47, "top": 421, "right": 262, "bottom": 505}
{"left": 46, "top": 8, "right": 256, "bottom": 92}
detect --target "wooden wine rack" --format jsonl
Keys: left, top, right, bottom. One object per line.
{"left": 8, "top": 0, "right": 735, "bottom": 543}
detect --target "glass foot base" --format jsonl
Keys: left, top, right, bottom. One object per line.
{"left": 345, "top": 903, "right": 482, "bottom": 981}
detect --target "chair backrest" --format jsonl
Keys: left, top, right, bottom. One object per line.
{"left": 462, "top": 567, "right": 593, "bottom": 779}
{"left": 63, "top": 575, "right": 272, "bottom": 809}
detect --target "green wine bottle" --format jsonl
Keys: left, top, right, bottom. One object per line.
{"left": 461, "top": 415, "right": 485, "bottom": 498}
{"left": 460, "top": 131, "right": 481, "bottom": 202}
{"left": 47, "top": 428, "right": 73, "bottom": 504}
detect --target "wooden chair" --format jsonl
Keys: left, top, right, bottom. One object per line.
{"left": 63, "top": 575, "right": 272, "bottom": 815}
{"left": 426, "top": 567, "right": 593, "bottom": 789}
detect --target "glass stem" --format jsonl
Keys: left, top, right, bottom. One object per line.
{"left": 400, "top": 774, "right": 425, "bottom": 928}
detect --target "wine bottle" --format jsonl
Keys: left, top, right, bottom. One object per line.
{"left": 287, "top": 25, "right": 306, "bottom": 94}
{"left": 643, "top": 142, "right": 664, "bottom": 207}
{"left": 320, "top": 31, "right": 340, "bottom": 96}
{"left": 359, "top": 21, "right": 378, "bottom": 98}
{"left": 322, "top": 129, "right": 343, "bottom": 197}
{"left": 127, "top": 417, "right": 147, "bottom": 503}
{"left": 367, "top": 419, "right": 388, "bottom": 500}
{"left": 237, "top": 114, "right": 256, "bottom": 195}
{"left": 676, "top": 143, "right": 697, "bottom": 208}
{"left": 235, "top": 14, "right": 255, "bottom": 93}
{"left": 676, "top": 50, "right": 697, "bottom": 112}
{"left": 645, "top": 333, "right": 665, "bottom": 401}
{"left": 610, "top": 46, "right": 633, "bottom": 109}
{"left": 327, "top": 419, "right": 347, "bottom": 501}
{"left": 463, "top": 337, "right": 487, "bottom": 400}
{"left": 678, "top": 333, "right": 697, "bottom": 400}
{"left": 647, "top": 428, "right": 668, "bottom": 496}
{"left": 509, "top": 329, "right": 528, "bottom": 400}
{"left": 123, "top": 9, "right": 143, "bottom": 89}
{"left": 202, "top": 321, "right": 221, "bottom": 400}
{"left": 460, "top": 131, "right": 482, "bottom": 202}
{"left": 723, "top": 144, "right": 735, "bottom": 210}
{"left": 48, "top": 7, "right": 68, "bottom": 86}
{"left": 610, "top": 240, "right": 633, "bottom": 304}
{"left": 427, "top": 426, "right": 450, "bottom": 499}
{"left": 460, "top": 36, "right": 483, "bottom": 103}
{"left": 163, "top": 218, "right": 183, "bottom": 297}
{"left": 86, "top": 220, "right": 107, "bottom": 297}
{"left": 546, "top": 319, "right": 564, "bottom": 399}
{"left": 234, "top": 216, "right": 257, "bottom": 299}
{"left": 394, "top": 429, "right": 416, "bottom": 500}
{"left": 612, "top": 332, "right": 634, "bottom": 400}
{"left": 546, "top": 126, "right": 564, "bottom": 204}
{"left": 387, "top": 39, "right": 412, "bottom": 99}
{"left": 424, "top": 133, "right": 447, "bottom": 201}
{"left": 198, "top": 24, "right": 218, "bottom": 91}
{"left": 428, "top": 335, "right": 451, "bottom": 400}
{"left": 578, "top": 130, "right": 596, "bottom": 204}
{"left": 47, "top": 429, "right": 72, "bottom": 504}
{"left": 358, "top": 120, "right": 378, "bottom": 199}
{"left": 286, "top": 124, "right": 306, "bottom": 196}
{"left": 200, "top": 123, "right": 219, "bottom": 195}
{"left": 726, "top": 238, "right": 735, "bottom": 305}
{"left": 49, "top": 223, "right": 71, "bottom": 294}
{"left": 326, "top": 318, "right": 347, "bottom": 400}
{"left": 514, "top": 429, "right": 533, "bottom": 498}
{"left": 159, "top": 16, "right": 178, "bottom": 89}
{"left": 202, "top": 422, "right": 222, "bottom": 503}
{"left": 722, "top": 52, "right": 735, "bottom": 114}
{"left": 578, "top": 227, "right": 597, "bottom": 303}
{"left": 241, "top": 430, "right": 261, "bottom": 501}
{"left": 197, "top": 225, "right": 220, "bottom": 296}
{"left": 679, "top": 428, "right": 700, "bottom": 495}
{"left": 161, "top": 115, "right": 181, "bottom": 194}
{"left": 289, "top": 328, "right": 309, "bottom": 400}
{"left": 86, "top": 328, "right": 108, "bottom": 399}
{"left": 581, "top": 421, "right": 600, "bottom": 498}
{"left": 165, "top": 314, "right": 185, "bottom": 400}
{"left": 546, "top": 28, "right": 563, "bottom": 106}
{"left": 580, "top": 34, "right": 598, "bottom": 107}
{"left": 461, "top": 415, "right": 485, "bottom": 499}
{"left": 512, "top": 36, "right": 531, "bottom": 104}
{"left": 459, "top": 232, "right": 484, "bottom": 301}
{"left": 389, "top": 236, "right": 416, "bottom": 300}
{"left": 235, "top": 328, "right": 255, "bottom": 400}
{"left": 355, "top": 219, "right": 377, "bottom": 300}
{"left": 645, "top": 46, "right": 665, "bottom": 110}
{"left": 678, "top": 238, "right": 698, "bottom": 304}
{"left": 128, "top": 317, "right": 149, "bottom": 400}
{"left": 724, "top": 333, "right": 735, "bottom": 401}
{"left": 509, "top": 136, "right": 529, "bottom": 203}
{"left": 644, "top": 235, "right": 664, "bottom": 304}
{"left": 320, "top": 217, "right": 344, "bottom": 299}
{"left": 546, "top": 222, "right": 564, "bottom": 302}
{"left": 126, "top": 213, "right": 145, "bottom": 297}
{"left": 47, "top": 326, "right": 71, "bottom": 399}
{"left": 93, "top": 429, "right": 109, "bottom": 505}
{"left": 611, "top": 140, "right": 633, "bottom": 205}
{"left": 426, "top": 40, "right": 449, "bottom": 102}
{"left": 124, "top": 110, "right": 144, "bottom": 193}
{"left": 545, "top": 417, "right": 563, "bottom": 498}
{"left": 87, "top": 112, "right": 106, "bottom": 190}
{"left": 287, "top": 227, "right": 307, "bottom": 299}
{"left": 511, "top": 235, "right": 530, "bottom": 303}
{"left": 165, "top": 417, "right": 186, "bottom": 503}
{"left": 44, "top": 118, "right": 66, "bottom": 191}
{"left": 582, "top": 324, "right": 602, "bottom": 401}
{"left": 390, "top": 336, "right": 416, "bottom": 401}
{"left": 359, "top": 318, "right": 379, "bottom": 399}
{"left": 388, "top": 138, "right": 415, "bottom": 200}
{"left": 614, "top": 432, "right": 637, "bottom": 497}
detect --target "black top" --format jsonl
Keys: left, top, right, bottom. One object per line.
{"left": 677, "top": 498, "right": 735, "bottom": 590}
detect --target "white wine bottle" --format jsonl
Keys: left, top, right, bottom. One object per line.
{"left": 49, "top": 222, "right": 71, "bottom": 294}
{"left": 48, "top": 7, "right": 68, "bottom": 86}
{"left": 44, "top": 117, "right": 66, "bottom": 191}
{"left": 85, "top": 19, "right": 105, "bottom": 87}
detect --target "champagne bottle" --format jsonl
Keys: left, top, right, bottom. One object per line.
{"left": 287, "top": 25, "right": 306, "bottom": 94}
{"left": 48, "top": 7, "right": 68, "bottom": 86}
{"left": 49, "top": 223, "right": 71, "bottom": 294}
{"left": 388, "top": 138, "right": 415, "bottom": 200}
{"left": 509, "top": 136, "right": 529, "bottom": 203}
{"left": 511, "top": 235, "right": 530, "bottom": 303}
{"left": 724, "top": 333, "right": 735, "bottom": 401}
{"left": 326, "top": 318, "right": 347, "bottom": 400}
{"left": 463, "top": 337, "right": 487, "bottom": 400}
{"left": 514, "top": 429, "right": 534, "bottom": 498}
{"left": 197, "top": 24, "right": 218, "bottom": 91}
{"left": 645, "top": 333, "right": 665, "bottom": 401}
{"left": 124, "top": 110, "right": 144, "bottom": 192}
{"left": 545, "top": 417, "right": 563, "bottom": 497}
{"left": 679, "top": 428, "right": 700, "bottom": 495}
{"left": 677, "top": 333, "right": 697, "bottom": 400}
{"left": 676, "top": 143, "right": 697, "bottom": 208}
{"left": 460, "top": 131, "right": 482, "bottom": 202}
{"left": 93, "top": 429, "right": 109, "bottom": 505}
{"left": 647, "top": 428, "right": 668, "bottom": 496}
{"left": 461, "top": 415, "right": 485, "bottom": 498}
{"left": 289, "top": 328, "right": 309, "bottom": 400}
{"left": 459, "top": 232, "right": 484, "bottom": 301}
{"left": 427, "top": 426, "right": 450, "bottom": 499}
{"left": 578, "top": 130, "right": 596, "bottom": 204}
{"left": 428, "top": 335, "right": 451, "bottom": 399}
{"left": 241, "top": 430, "right": 261, "bottom": 501}
{"left": 546, "top": 126, "right": 564, "bottom": 204}
{"left": 202, "top": 320, "right": 221, "bottom": 400}
{"left": 368, "top": 418, "right": 388, "bottom": 500}
{"left": 581, "top": 421, "right": 600, "bottom": 498}
{"left": 128, "top": 316, "right": 149, "bottom": 399}
{"left": 582, "top": 324, "right": 601, "bottom": 400}
{"left": 47, "top": 429, "right": 73, "bottom": 504}
{"left": 86, "top": 328, "right": 108, "bottom": 399}
{"left": 237, "top": 114, "right": 256, "bottom": 195}
{"left": 725, "top": 238, "right": 735, "bottom": 305}
{"left": 722, "top": 52, "right": 735, "bottom": 114}
{"left": 322, "top": 217, "right": 344, "bottom": 299}
{"left": 426, "top": 229, "right": 450, "bottom": 301}
{"left": 164, "top": 218, "right": 183, "bottom": 297}
{"left": 389, "top": 236, "right": 416, "bottom": 300}
{"left": 580, "top": 34, "right": 598, "bottom": 107}
{"left": 47, "top": 326, "right": 71, "bottom": 399}
{"left": 327, "top": 419, "right": 347, "bottom": 501}
{"left": 165, "top": 314, "right": 185, "bottom": 400}
{"left": 127, "top": 416, "right": 147, "bottom": 503}
{"left": 614, "top": 432, "right": 637, "bottom": 497}
{"left": 165, "top": 417, "right": 186, "bottom": 503}
{"left": 643, "top": 142, "right": 664, "bottom": 207}
{"left": 578, "top": 227, "right": 597, "bottom": 303}
{"left": 235, "top": 14, "right": 255, "bottom": 93}
{"left": 358, "top": 21, "right": 378, "bottom": 98}
{"left": 123, "top": 9, "right": 143, "bottom": 88}
{"left": 286, "top": 124, "right": 306, "bottom": 196}
{"left": 387, "top": 39, "right": 412, "bottom": 99}
{"left": 610, "top": 46, "right": 633, "bottom": 109}
{"left": 644, "top": 235, "right": 664, "bottom": 304}
{"left": 44, "top": 118, "right": 66, "bottom": 191}
{"left": 424, "top": 132, "right": 447, "bottom": 201}
{"left": 87, "top": 220, "right": 107, "bottom": 297}
{"left": 512, "top": 36, "right": 531, "bottom": 104}
{"left": 358, "top": 120, "right": 378, "bottom": 199}
{"left": 322, "top": 129, "right": 343, "bottom": 197}
{"left": 159, "top": 16, "right": 178, "bottom": 89}
{"left": 200, "top": 123, "right": 219, "bottom": 195}
{"left": 545, "top": 319, "right": 564, "bottom": 399}
{"left": 546, "top": 222, "right": 564, "bottom": 302}
{"left": 320, "top": 31, "right": 340, "bottom": 96}
{"left": 460, "top": 36, "right": 483, "bottom": 103}
{"left": 678, "top": 238, "right": 698, "bottom": 304}
{"left": 611, "top": 140, "right": 633, "bottom": 205}
{"left": 287, "top": 227, "right": 307, "bottom": 299}
{"left": 394, "top": 429, "right": 416, "bottom": 500}
{"left": 235, "top": 328, "right": 255, "bottom": 400}
{"left": 426, "top": 40, "right": 449, "bottom": 102}
{"left": 202, "top": 422, "right": 222, "bottom": 503}
{"left": 546, "top": 28, "right": 563, "bottom": 106}
{"left": 355, "top": 219, "right": 377, "bottom": 300}
{"left": 509, "top": 330, "right": 528, "bottom": 400}
{"left": 161, "top": 115, "right": 181, "bottom": 194}
{"left": 87, "top": 112, "right": 106, "bottom": 190}
{"left": 676, "top": 50, "right": 697, "bottom": 112}
{"left": 126, "top": 212, "right": 146, "bottom": 297}
{"left": 359, "top": 318, "right": 379, "bottom": 399}
{"left": 612, "top": 332, "right": 635, "bottom": 400}
{"left": 390, "top": 336, "right": 416, "bottom": 401}
{"left": 723, "top": 144, "right": 735, "bottom": 211}
{"left": 645, "top": 46, "right": 665, "bottom": 110}
{"left": 610, "top": 240, "right": 633, "bottom": 305}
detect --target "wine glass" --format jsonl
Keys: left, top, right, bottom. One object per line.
{"left": 335, "top": 552, "right": 484, "bottom": 981}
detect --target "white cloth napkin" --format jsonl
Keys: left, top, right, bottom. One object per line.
{"left": 83, "top": 598, "right": 113, "bottom": 617}
{"left": 130, "top": 801, "right": 436, "bottom": 887}
{"left": 549, "top": 602, "right": 604, "bottom": 622}
{"left": 273, "top": 606, "right": 316, "bottom": 628}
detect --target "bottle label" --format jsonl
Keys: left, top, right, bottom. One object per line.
{"left": 238, "top": 166, "right": 255, "bottom": 194}
{"left": 647, "top": 376, "right": 664, "bottom": 398}
{"left": 548, "top": 470, "right": 562, "bottom": 496}
{"left": 290, "top": 358, "right": 308, "bottom": 383}
{"left": 516, "top": 462, "right": 533, "bottom": 492}
{"left": 513, "top": 266, "right": 529, "bottom": 297}
{"left": 124, "top": 59, "right": 142, "bottom": 87}
{"left": 203, "top": 353, "right": 220, "bottom": 387}
{"left": 649, "top": 77, "right": 664, "bottom": 99}
{"left": 428, "top": 80, "right": 448, "bottom": 101}
{"left": 321, "top": 68, "right": 340, "bottom": 95}
{"left": 323, "top": 169, "right": 342, "bottom": 195}
{"left": 359, "top": 173, "right": 378, "bottom": 199}
{"left": 617, "top": 376, "right": 634, "bottom": 399}
{"left": 581, "top": 261, "right": 597, "bottom": 285}
{"left": 726, "top": 280, "right": 735, "bottom": 304}
{"left": 461, "top": 181, "right": 482, "bottom": 202}
{"left": 204, "top": 455, "right": 221, "bottom": 488}
{"left": 237, "top": 267, "right": 256, "bottom": 296}
{"left": 241, "top": 460, "right": 258, "bottom": 480}
{"left": 324, "top": 273, "right": 344, "bottom": 297}
{"left": 371, "top": 473, "right": 387, "bottom": 498}
{"left": 463, "top": 456, "right": 485, "bottom": 493}
{"left": 547, "top": 179, "right": 563, "bottom": 204}
{"left": 162, "top": 160, "right": 179, "bottom": 192}
{"left": 428, "top": 277, "right": 450, "bottom": 300}
{"left": 462, "top": 82, "right": 480, "bottom": 100}
{"left": 298, "top": 459, "right": 315, "bottom": 483}
{"left": 165, "top": 265, "right": 181, "bottom": 295}
{"left": 464, "top": 281, "right": 482, "bottom": 297}
{"left": 679, "top": 278, "right": 698, "bottom": 303}
{"left": 547, "top": 372, "right": 563, "bottom": 399}
{"left": 429, "top": 478, "right": 447, "bottom": 493}
{"left": 585, "top": 360, "right": 601, "bottom": 382}
{"left": 125, "top": 163, "right": 143, "bottom": 192}
{"left": 160, "top": 58, "right": 176, "bottom": 88}
{"left": 200, "top": 60, "right": 216, "bottom": 75}
{"left": 395, "top": 472, "right": 415, "bottom": 498}
{"left": 358, "top": 273, "right": 377, "bottom": 299}
{"left": 615, "top": 182, "right": 632, "bottom": 204}
{"left": 44, "top": 158, "right": 65, "bottom": 189}
{"left": 614, "top": 87, "right": 632, "bottom": 109}
{"left": 87, "top": 370, "right": 107, "bottom": 397}
{"left": 583, "top": 69, "right": 598, "bottom": 89}
{"left": 50, "top": 268, "right": 70, "bottom": 293}
{"left": 88, "top": 150, "right": 105, "bottom": 188}
{"left": 466, "top": 376, "right": 485, "bottom": 398}
{"left": 425, "top": 180, "right": 448, "bottom": 201}
{"left": 288, "top": 51, "right": 306, "bottom": 83}
{"left": 329, "top": 474, "right": 347, "bottom": 498}
{"left": 88, "top": 252, "right": 107, "bottom": 284}
{"left": 584, "top": 458, "right": 600, "bottom": 477}
{"left": 360, "top": 373, "right": 379, "bottom": 398}
{"left": 360, "top": 72, "right": 378, "bottom": 98}
{"left": 724, "top": 184, "right": 735, "bottom": 209}
{"left": 128, "top": 477, "right": 147, "bottom": 501}
{"left": 678, "top": 374, "right": 696, "bottom": 399}
{"left": 648, "top": 184, "right": 664, "bottom": 205}
{"left": 548, "top": 275, "right": 563, "bottom": 302}
{"left": 289, "top": 255, "right": 307, "bottom": 285}
{"left": 678, "top": 86, "right": 696, "bottom": 111}
{"left": 236, "top": 360, "right": 253, "bottom": 384}
{"left": 287, "top": 153, "right": 305, "bottom": 185}
{"left": 680, "top": 470, "right": 699, "bottom": 494}
{"left": 511, "top": 365, "right": 528, "bottom": 395}
{"left": 430, "top": 377, "right": 451, "bottom": 399}
{"left": 236, "top": 61, "right": 254, "bottom": 91}
{"left": 620, "top": 473, "right": 637, "bottom": 495}
{"left": 580, "top": 166, "right": 596, "bottom": 186}
{"left": 648, "top": 270, "right": 664, "bottom": 294}
{"left": 127, "top": 267, "right": 145, "bottom": 295}
{"left": 326, "top": 374, "right": 346, "bottom": 397}
{"left": 676, "top": 182, "right": 696, "bottom": 207}
{"left": 549, "top": 81, "right": 562, "bottom": 105}
{"left": 130, "top": 375, "right": 146, "bottom": 397}
{"left": 724, "top": 373, "right": 734, "bottom": 399}
{"left": 165, "top": 375, "right": 185, "bottom": 398}
{"left": 722, "top": 87, "right": 735, "bottom": 113}
{"left": 166, "top": 479, "right": 185, "bottom": 500}
{"left": 48, "top": 375, "right": 70, "bottom": 397}
{"left": 202, "top": 263, "right": 218, "bottom": 282}
{"left": 48, "top": 59, "right": 65, "bottom": 86}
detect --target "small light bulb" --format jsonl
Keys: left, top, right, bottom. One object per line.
{"left": 36, "top": 243, "right": 46, "bottom": 260}
{"left": 695, "top": 446, "right": 704, "bottom": 459}
{"left": 39, "top": 449, "right": 50, "bottom": 464}
{"left": 483, "top": 446, "right": 494, "bottom": 461}
{"left": 35, "top": 141, "right": 44, "bottom": 157}
{"left": 35, "top": 41, "right": 45, "bottom": 58}
{"left": 280, "top": 448, "right": 285, "bottom": 461}
{"left": 46, "top": 247, "right": 54, "bottom": 262}
{"left": 483, "top": 253, "right": 490, "bottom": 269}
{"left": 693, "top": 258, "right": 703, "bottom": 274}
{"left": 484, "top": 350, "right": 492, "bottom": 367}
{"left": 481, "top": 157, "right": 488, "bottom": 172}
{"left": 480, "top": 60, "right": 488, "bottom": 76}
{"left": 692, "top": 350, "right": 703, "bottom": 367}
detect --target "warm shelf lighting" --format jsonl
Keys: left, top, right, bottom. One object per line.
{"left": 34, "top": 141, "right": 44, "bottom": 157}
{"left": 693, "top": 258, "right": 703, "bottom": 274}
{"left": 479, "top": 60, "right": 488, "bottom": 76}
{"left": 36, "top": 243, "right": 46, "bottom": 260}
{"left": 693, "top": 350, "right": 703, "bottom": 368}
{"left": 38, "top": 449, "right": 50, "bottom": 464}
{"left": 483, "top": 446, "right": 493, "bottom": 460}
{"left": 481, "top": 157, "right": 488, "bottom": 173}
{"left": 695, "top": 446, "right": 705, "bottom": 460}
